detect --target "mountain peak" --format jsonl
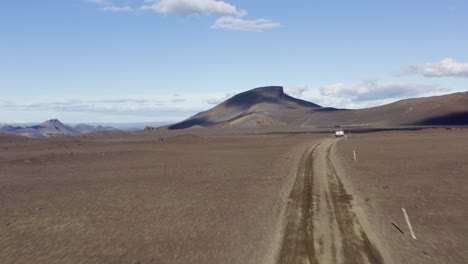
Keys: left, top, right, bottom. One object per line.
{"left": 43, "top": 119, "right": 62, "bottom": 124}
{"left": 169, "top": 86, "right": 321, "bottom": 129}
{"left": 247, "top": 86, "right": 284, "bottom": 97}
{"left": 221, "top": 86, "right": 319, "bottom": 110}
{"left": 38, "top": 119, "right": 75, "bottom": 131}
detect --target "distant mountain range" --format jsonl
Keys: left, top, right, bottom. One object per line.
{"left": 3, "top": 87, "right": 467, "bottom": 138}
{"left": 169, "top": 86, "right": 468, "bottom": 129}
{"left": 0, "top": 119, "right": 118, "bottom": 138}
{"left": 72, "top": 122, "right": 173, "bottom": 131}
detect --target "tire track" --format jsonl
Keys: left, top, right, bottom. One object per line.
{"left": 278, "top": 139, "right": 383, "bottom": 264}
{"left": 277, "top": 142, "right": 321, "bottom": 264}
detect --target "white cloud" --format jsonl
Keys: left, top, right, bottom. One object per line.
{"left": 86, "top": 0, "right": 280, "bottom": 32}
{"left": 396, "top": 58, "right": 468, "bottom": 78}
{"left": 0, "top": 92, "right": 232, "bottom": 122}
{"left": 284, "top": 86, "right": 308, "bottom": 98}
{"left": 0, "top": 96, "right": 197, "bottom": 117}
{"left": 87, "top": 0, "right": 134, "bottom": 12}
{"left": 211, "top": 16, "right": 280, "bottom": 31}
{"left": 142, "top": 0, "right": 247, "bottom": 17}
{"left": 205, "top": 92, "right": 235, "bottom": 105}
{"left": 102, "top": 6, "right": 134, "bottom": 12}
{"left": 320, "top": 80, "right": 444, "bottom": 102}
{"left": 310, "top": 96, "right": 377, "bottom": 110}
{"left": 87, "top": 0, "right": 109, "bottom": 4}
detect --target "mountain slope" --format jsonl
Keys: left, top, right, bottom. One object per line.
{"left": 169, "top": 87, "right": 468, "bottom": 129}
{"left": 34, "top": 119, "right": 78, "bottom": 136}
{"left": 169, "top": 86, "right": 322, "bottom": 129}
{"left": 0, "top": 119, "right": 118, "bottom": 138}
{"left": 301, "top": 91, "right": 468, "bottom": 127}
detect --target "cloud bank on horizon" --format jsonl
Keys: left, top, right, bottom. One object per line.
{"left": 307, "top": 58, "right": 466, "bottom": 109}
{"left": 0, "top": 93, "right": 213, "bottom": 123}
{"left": 320, "top": 80, "right": 444, "bottom": 102}
{"left": 88, "top": 0, "right": 281, "bottom": 32}
{"left": 396, "top": 58, "right": 468, "bottom": 78}
{"left": 2, "top": 57, "right": 466, "bottom": 123}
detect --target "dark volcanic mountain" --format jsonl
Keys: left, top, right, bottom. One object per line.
{"left": 169, "top": 86, "right": 468, "bottom": 129}
{"left": 0, "top": 119, "right": 118, "bottom": 138}
{"left": 35, "top": 119, "right": 78, "bottom": 135}
{"left": 169, "top": 86, "right": 322, "bottom": 129}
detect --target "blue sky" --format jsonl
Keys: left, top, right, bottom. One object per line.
{"left": 1, "top": 0, "right": 467, "bottom": 123}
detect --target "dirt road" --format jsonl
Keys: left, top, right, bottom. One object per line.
{"left": 278, "top": 138, "right": 384, "bottom": 264}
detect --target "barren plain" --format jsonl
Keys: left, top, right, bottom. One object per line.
{"left": 1, "top": 128, "right": 467, "bottom": 263}
{"left": 0, "top": 132, "right": 322, "bottom": 263}
{"left": 335, "top": 129, "right": 468, "bottom": 264}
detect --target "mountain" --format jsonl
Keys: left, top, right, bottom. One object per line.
{"left": 0, "top": 119, "right": 119, "bottom": 138}
{"left": 300, "top": 91, "right": 468, "bottom": 127}
{"left": 74, "top": 122, "right": 173, "bottom": 131}
{"left": 73, "top": 124, "right": 117, "bottom": 134}
{"left": 35, "top": 119, "right": 78, "bottom": 136}
{"left": 169, "top": 86, "right": 322, "bottom": 129}
{"left": 169, "top": 86, "right": 468, "bottom": 129}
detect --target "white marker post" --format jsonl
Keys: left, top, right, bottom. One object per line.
{"left": 402, "top": 208, "right": 416, "bottom": 239}
{"left": 353, "top": 150, "right": 357, "bottom": 162}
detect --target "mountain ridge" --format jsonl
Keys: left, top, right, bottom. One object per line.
{"left": 0, "top": 119, "right": 118, "bottom": 138}
{"left": 169, "top": 86, "right": 468, "bottom": 129}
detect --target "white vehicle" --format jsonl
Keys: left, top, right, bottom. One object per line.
{"left": 334, "top": 129, "right": 345, "bottom": 137}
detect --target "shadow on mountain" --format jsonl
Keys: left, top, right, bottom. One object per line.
{"left": 168, "top": 118, "right": 217, "bottom": 130}
{"left": 413, "top": 112, "right": 468, "bottom": 126}
{"left": 314, "top": 107, "right": 348, "bottom": 112}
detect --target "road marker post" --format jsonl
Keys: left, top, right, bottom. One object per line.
{"left": 402, "top": 208, "right": 416, "bottom": 239}
{"left": 353, "top": 150, "right": 357, "bottom": 162}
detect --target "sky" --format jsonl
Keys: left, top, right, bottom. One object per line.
{"left": 1, "top": 0, "right": 468, "bottom": 124}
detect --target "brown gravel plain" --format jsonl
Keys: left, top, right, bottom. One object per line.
{"left": 0, "top": 131, "right": 324, "bottom": 263}
{"left": 335, "top": 128, "right": 468, "bottom": 264}
{"left": 1, "top": 128, "right": 467, "bottom": 264}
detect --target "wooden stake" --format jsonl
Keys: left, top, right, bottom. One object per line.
{"left": 402, "top": 208, "right": 416, "bottom": 239}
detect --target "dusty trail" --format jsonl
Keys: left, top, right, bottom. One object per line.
{"left": 278, "top": 138, "right": 383, "bottom": 264}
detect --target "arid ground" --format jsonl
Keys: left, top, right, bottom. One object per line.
{"left": 335, "top": 129, "right": 468, "bottom": 264}
{"left": 0, "top": 132, "right": 321, "bottom": 263}
{"left": 1, "top": 128, "right": 467, "bottom": 263}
